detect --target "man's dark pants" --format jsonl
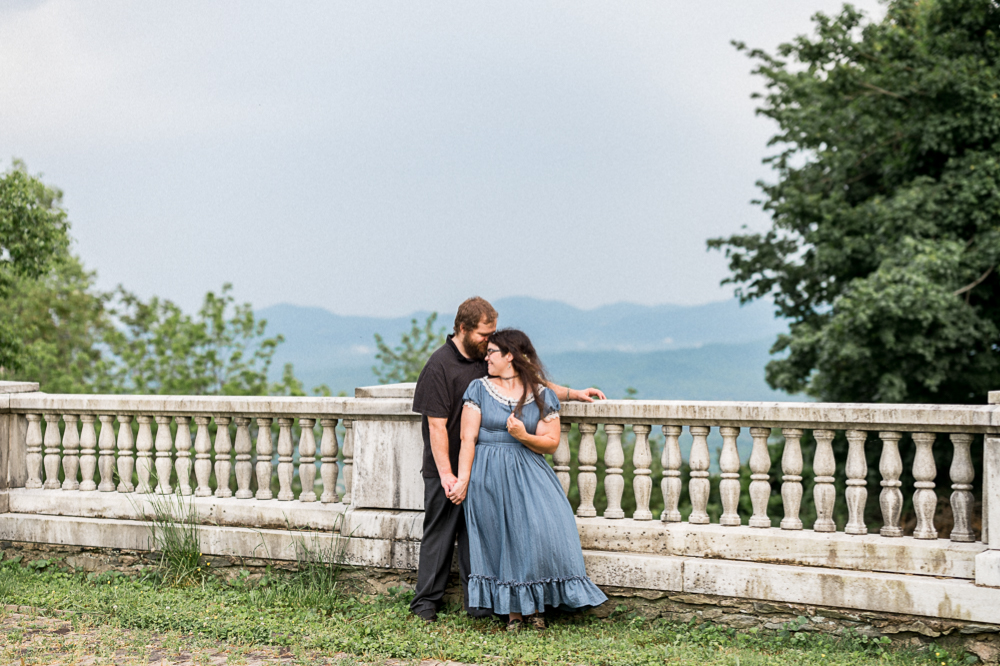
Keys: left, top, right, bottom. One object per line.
{"left": 410, "top": 478, "right": 490, "bottom": 618}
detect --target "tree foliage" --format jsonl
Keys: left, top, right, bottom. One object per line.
{"left": 100, "top": 283, "right": 293, "bottom": 396}
{"left": 0, "top": 161, "right": 72, "bottom": 372}
{"left": 709, "top": 0, "right": 1000, "bottom": 404}
{"left": 373, "top": 312, "right": 447, "bottom": 384}
{"left": 2, "top": 254, "right": 108, "bottom": 393}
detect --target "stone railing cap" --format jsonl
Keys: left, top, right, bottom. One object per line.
{"left": 0, "top": 381, "right": 40, "bottom": 394}
{"left": 355, "top": 383, "right": 416, "bottom": 399}
{"left": 990, "top": 391, "right": 999, "bottom": 405}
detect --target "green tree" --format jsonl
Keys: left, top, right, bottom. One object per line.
{"left": 0, "top": 254, "right": 109, "bottom": 392}
{"left": 100, "top": 283, "right": 290, "bottom": 396}
{"left": 0, "top": 161, "right": 72, "bottom": 372}
{"left": 709, "top": 0, "right": 1000, "bottom": 405}
{"left": 373, "top": 312, "right": 447, "bottom": 384}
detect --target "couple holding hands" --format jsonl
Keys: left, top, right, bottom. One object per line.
{"left": 409, "top": 297, "right": 607, "bottom": 632}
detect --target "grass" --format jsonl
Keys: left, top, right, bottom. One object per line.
{"left": 0, "top": 556, "right": 979, "bottom": 666}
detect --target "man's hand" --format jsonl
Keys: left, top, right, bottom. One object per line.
{"left": 440, "top": 472, "right": 459, "bottom": 496}
{"left": 570, "top": 387, "right": 606, "bottom": 402}
{"left": 506, "top": 413, "right": 528, "bottom": 441}
{"left": 448, "top": 477, "right": 469, "bottom": 505}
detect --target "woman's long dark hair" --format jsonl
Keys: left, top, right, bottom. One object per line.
{"left": 488, "top": 328, "right": 549, "bottom": 418}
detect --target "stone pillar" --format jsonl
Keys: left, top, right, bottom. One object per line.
{"left": 688, "top": 426, "right": 711, "bottom": 525}
{"left": 553, "top": 422, "right": 571, "bottom": 497}
{"left": 660, "top": 425, "right": 683, "bottom": 523}
{"left": 718, "top": 426, "right": 741, "bottom": 526}
{"left": 632, "top": 425, "right": 653, "bottom": 521}
{"left": 602, "top": 424, "right": 626, "bottom": 519}
{"left": 1, "top": 383, "right": 39, "bottom": 514}
{"left": 349, "top": 384, "right": 425, "bottom": 511}
{"left": 977, "top": 390, "right": 1000, "bottom": 586}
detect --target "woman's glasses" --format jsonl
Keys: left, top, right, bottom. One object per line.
{"left": 485, "top": 347, "right": 502, "bottom": 358}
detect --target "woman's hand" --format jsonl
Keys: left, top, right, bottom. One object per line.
{"left": 570, "top": 387, "right": 606, "bottom": 402}
{"left": 506, "top": 413, "right": 528, "bottom": 441}
{"left": 448, "top": 477, "right": 469, "bottom": 505}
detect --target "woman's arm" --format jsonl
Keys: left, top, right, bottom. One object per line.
{"left": 543, "top": 381, "right": 606, "bottom": 402}
{"left": 449, "top": 405, "right": 481, "bottom": 505}
{"left": 506, "top": 413, "right": 561, "bottom": 455}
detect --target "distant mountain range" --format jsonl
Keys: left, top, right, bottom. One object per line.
{"left": 258, "top": 297, "right": 800, "bottom": 401}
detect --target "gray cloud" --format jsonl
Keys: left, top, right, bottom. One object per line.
{"left": 0, "top": 0, "right": 884, "bottom": 316}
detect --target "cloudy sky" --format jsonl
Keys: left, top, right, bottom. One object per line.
{"left": 1, "top": 1, "right": 884, "bottom": 317}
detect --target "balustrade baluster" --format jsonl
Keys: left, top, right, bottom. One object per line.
{"left": 154, "top": 416, "right": 173, "bottom": 494}
{"left": 135, "top": 416, "right": 154, "bottom": 494}
{"left": 299, "top": 418, "right": 317, "bottom": 502}
{"left": 554, "top": 422, "right": 571, "bottom": 496}
{"left": 79, "top": 415, "right": 98, "bottom": 491}
{"left": 576, "top": 423, "right": 598, "bottom": 518}
{"left": 116, "top": 415, "right": 135, "bottom": 493}
{"left": 949, "top": 433, "right": 976, "bottom": 542}
{"left": 748, "top": 427, "right": 771, "bottom": 527}
{"left": 661, "top": 426, "right": 683, "bottom": 522}
{"left": 341, "top": 420, "right": 354, "bottom": 505}
{"left": 214, "top": 416, "right": 233, "bottom": 498}
{"left": 193, "top": 417, "right": 213, "bottom": 497}
{"left": 780, "top": 428, "right": 803, "bottom": 530}
{"left": 61, "top": 414, "right": 80, "bottom": 490}
{"left": 813, "top": 429, "right": 837, "bottom": 532}
{"left": 97, "top": 415, "right": 116, "bottom": 492}
{"left": 844, "top": 430, "right": 868, "bottom": 535}
{"left": 603, "top": 424, "right": 625, "bottom": 519}
{"left": 43, "top": 413, "right": 62, "bottom": 490}
{"left": 277, "top": 418, "right": 295, "bottom": 501}
{"left": 25, "top": 414, "right": 43, "bottom": 489}
{"left": 234, "top": 417, "right": 253, "bottom": 499}
{"left": 255, "top": 418, "right": 274, "bottom": 500}
{"left": 878, "top": 431, "right": 904, "bottom": 537}
{"left": 320, "top": 418, "right": 340, "bottom": 503}
{"left": 174, "top": 417, "right": 193, "bottom": 495}
{"left": 632, "top": 425, "right": 653, "bottom": 520}
{"left": 912, "top": 432, "right": 938, "bottom": 539}
{"left": 719, "top": 426, "right": 741, "bottom": 526}
{"left": 688, "top": 426, "right": 711, "bottom": 524}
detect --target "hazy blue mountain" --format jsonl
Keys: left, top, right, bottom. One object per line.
{"left": 258, "top": 297, "right": 795, "bottom": 400}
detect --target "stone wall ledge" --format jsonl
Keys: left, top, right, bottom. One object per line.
{"left": 2, "top": 512, "right": 999, "bottom": 624}
{"left": 577, "top": 517, "right": 986, "bottom": 579}
{"left": 6, "top": 488, "right": 346, "bottom": 532}
{"left": 6, "top": 491, "right": 985, "bottom": 579}
{"left": 7, "top": 393, "right": 419, "bottom": 419}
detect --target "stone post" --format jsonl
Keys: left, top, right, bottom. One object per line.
{"left": 976, "top": 391, "right": 1000, "bottom": 586}
{"left": 350, "top": 384, "right": 424, "bottom": 511}
{"left": 0, "top": 382, "right": 40, "bottom": 513}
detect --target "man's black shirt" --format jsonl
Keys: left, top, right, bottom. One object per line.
{"left": 412, "top": 336, "right": 487, "bottom": 478}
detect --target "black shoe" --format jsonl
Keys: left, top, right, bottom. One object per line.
{"left": 466, "top": 607, "right": 493, "bottom": 619}
{"left": 413, "top": 609, "right": 438, "bottom": 623}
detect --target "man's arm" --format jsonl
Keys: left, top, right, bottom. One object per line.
{"left": 428, "top": 416, "right": 458, "bottom": 493}
{"left": 544, "top": 381, "right": 606, "bottom": 402}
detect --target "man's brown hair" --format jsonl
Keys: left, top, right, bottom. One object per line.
{"left": 454, "top": 296, "right": 497, "bottom": 334}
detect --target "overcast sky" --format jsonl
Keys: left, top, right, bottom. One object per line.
{"left": 1, "top": 1, "right": 884, "bottom": 317}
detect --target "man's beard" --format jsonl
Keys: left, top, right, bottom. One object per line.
{"left": 463, "top": 332, "right": 488, "bottom": 360}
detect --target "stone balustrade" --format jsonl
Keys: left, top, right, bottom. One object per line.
{"left": 1, "top": 381, "right": 999, "bottom": 628}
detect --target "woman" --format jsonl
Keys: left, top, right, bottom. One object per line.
{"left": 448, "top": 328, "right": 607, "bottom": 631}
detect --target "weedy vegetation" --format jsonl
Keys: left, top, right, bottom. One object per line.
{"left": 0, "top": 554, "right": 980, "bottom": 666}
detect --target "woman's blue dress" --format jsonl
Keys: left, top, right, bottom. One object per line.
{"left": 462, "top": 378, "right": 607, "bottom": 615}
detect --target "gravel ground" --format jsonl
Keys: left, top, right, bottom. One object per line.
{"left": 1, "top": 608, "right": 471, "bottom": 666}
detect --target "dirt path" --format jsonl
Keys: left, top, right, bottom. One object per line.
{"left": 1, "top": 608, "right": 471, "bottom": 666}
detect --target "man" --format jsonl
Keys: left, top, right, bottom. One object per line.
{"left": 409, "top": 296, "right": 606, "bottom": 622}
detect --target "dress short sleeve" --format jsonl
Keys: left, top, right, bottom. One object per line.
{"left": 540, "top": 387, "right": 561, "bottom": 422}
{"left": 462, "top": 379, "right": 482, "bottom": 413}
